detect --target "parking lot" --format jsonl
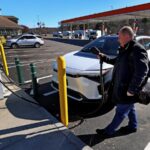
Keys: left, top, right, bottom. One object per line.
{"left": 4, "top": 38, "right": 150, "bottom": 150}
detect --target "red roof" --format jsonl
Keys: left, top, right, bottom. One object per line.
{"left": 61, "top": 3, "right": 150, "bottom": 24}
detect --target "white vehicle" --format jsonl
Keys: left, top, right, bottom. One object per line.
{"left": 6, "top": 34, "right": 44, "bottom": 48}
{"left": 73, "top": 30, "right": 88, "bottom": 39}
{"left": 52, "top": 35, "right": 150, "bottom": 103}
{"left": 53, "top": 31, "right": 63, "bottom": 38}
{"left": 89, "top": 30, "right": 102, "bottom": 40}
{"left": 62, "top": 31, "right": 72, "bottom": 39}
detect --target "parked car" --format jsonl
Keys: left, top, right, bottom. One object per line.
{"left": 6, "top": 34, "right": 44, "bottom": 48}
{"left": 62, "top": 31, "right": 72, "bottom": 39}
{"left": 73, "top": 30, "right": 88, "bottom": 39}
{"left": 88, "top": 30, "right": 102, "bottom": 40}
{"left": 53, "top": 31, "right": 63, "bottom": 38}
{"left": 52, "top": 35, "right": 150, "bottom": 103}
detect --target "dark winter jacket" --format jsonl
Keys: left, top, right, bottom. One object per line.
{"left": 103, "top": 40, "right": 149, "bottom": 104}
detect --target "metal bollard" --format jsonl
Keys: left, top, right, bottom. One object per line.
{"left": 0, "top": 42, "right": 9, "bottom": 76}
{"left": 57, "top": 56, "right": 68, "bottom": 127}
{"left": 30, "top": 63, "right": 38, "bottom": 97}
{"left": 15, "top": 58, "right": 24, "bottom": 85}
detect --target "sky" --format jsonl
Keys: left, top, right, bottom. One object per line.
{"left": 0, "top": 0, "right": 149, "bottom": 28}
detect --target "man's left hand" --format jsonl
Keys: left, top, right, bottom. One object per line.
{"left": 127, "top": 91, "right": 134, "bottom": 96}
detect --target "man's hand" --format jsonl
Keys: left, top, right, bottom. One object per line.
{"left": 97, "top": 52, "right": 105, "bottom": 59}
{"left": 127, "top": 91, "right": 134, "bottom": 96}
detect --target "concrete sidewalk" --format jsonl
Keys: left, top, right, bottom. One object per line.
{"left": 0, "top": 72, "right": 92, "bottom": 150}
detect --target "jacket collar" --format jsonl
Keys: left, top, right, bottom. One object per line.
{"left": 119, "top": 40, "right": 135, "bottom": 53}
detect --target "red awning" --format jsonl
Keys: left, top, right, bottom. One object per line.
{"left": 61, "top": 3, "right": 150, "bottom": 25}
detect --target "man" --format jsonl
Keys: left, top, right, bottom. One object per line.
{"left": 96, "top": 26, "right": 149, "bottom": 137}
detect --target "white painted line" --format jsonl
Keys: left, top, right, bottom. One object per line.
{"left": 24, "top": 75, "right": 53, "bottom": 84}
{"left": 37, "top": 75, "right": 53, "bottom": 81}
{"left": 43, "top": 90, "right": 58, "bottom": 96}
{"left": 24, "top": 80, "right": 32, "bottom": 84}
{"left": 6, "top": 53, "right": 58, "bottom": 58}
{"left": 144, "top": 142, "right": 150, "bottom": 150}
{"left": 7, "top": 59, "right": 50, "bottom": 65}
{"left": 5, "top": 49, "right": 52, "bottom": 54}
{"left": 8, "top": 61, "right": 47, "bottom": 68}
{"left": 8, "top": 59, "right": 55, "bottom": 69}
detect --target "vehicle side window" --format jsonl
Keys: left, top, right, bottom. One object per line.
{"left": 138, "top": 39, "right": 144, "bottom": 45}
{"left": 138, "top": 38, "right": 150, "bottom": 50}
{"left": 19, "top": 36, "right": 27, "bottom": 40}
{"left": 143, "top": 39, "right": 150, "bottom": 50}
{"left": 26, "top": 36, "right": 36, "bottom": 39}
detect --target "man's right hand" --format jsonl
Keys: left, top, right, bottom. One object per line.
{"left": 97, "top": 52, "right": 105, "bottom": 59}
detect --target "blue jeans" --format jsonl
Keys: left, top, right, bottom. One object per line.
{"left": 104, "top": 104, "right": 138, "bottom": 135}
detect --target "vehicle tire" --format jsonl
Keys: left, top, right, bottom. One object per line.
{"left": 11, "top": 43, "right": 18, "bottom": 49}
{"left": 34, "top": 43, "right": 40, "bottom": 48}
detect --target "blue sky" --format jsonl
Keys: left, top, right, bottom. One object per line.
{"left": 0, "top": 0, "right": 149, "bottom": 27}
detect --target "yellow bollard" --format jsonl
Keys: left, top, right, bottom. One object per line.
{"left": 57, "top": 56, "right": 68, "bottom": 127}
{"left": 0, "top": 42, "right": 9, "bottom": 76}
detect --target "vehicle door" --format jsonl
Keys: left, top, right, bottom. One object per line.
{"left": 17, "top": 36, "right": 28, "bottom": 46}
{"left": 25, "top": 36, "right": 36, "bottom": 46}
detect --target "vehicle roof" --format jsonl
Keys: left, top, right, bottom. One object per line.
{"left": 100, "top": 35, "right": 150, "bottom": 39}
{"left": 136, "top": 35, "right": 150, "bottom": 40}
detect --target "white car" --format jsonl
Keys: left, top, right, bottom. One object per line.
{"left": 88, "top": 30, "right": 102, "bottom": 40}
{"left": 53, "top": 31, "right": 63, "bottom": 38}
{"left": 52, "top": 35, "right": 150, "bottom": 102}
{"left": 6, "top": 34, "right": 44, "bottom": 48}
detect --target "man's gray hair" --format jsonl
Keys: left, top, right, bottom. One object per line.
{"left": 119, "top": 26, "right": 135, "bottom": 39}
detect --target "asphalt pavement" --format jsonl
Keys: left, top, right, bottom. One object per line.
{"left": 3, "top": 38, "right": 150, "bottom": 150}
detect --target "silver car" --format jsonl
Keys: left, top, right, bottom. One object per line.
{"left": 52, "top": 35, "right": 150, "bottom": 102}
{"left": 6, "top": 34, "right": 44, "bottom": 48}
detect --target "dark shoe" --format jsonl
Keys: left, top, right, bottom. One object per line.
{"left": 96, "top": 129, "right": 111, "bottom": 138}
{"left": 119, "top": 126, "right": 137, "bottom": 134}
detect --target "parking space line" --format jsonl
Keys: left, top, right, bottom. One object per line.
{"left": 24, "top": 75, "right": 53, "bottom": 84}
{"left": 43, "top": 90, "right": 58, "bottom": 96}
{"left": 37, "top": 75, "right": 53, "bottom": 81}
{"left": 7, "top": 59, "right": 53, "bottom": 65}
{"left": 6, "top": 52, "right": 64, "bottom": 58}
{"left": 144, "top": 142, "right": 150, "bottom": 150}
{"left": 5, "top": 49, "right": 52, "bottom": 54}
{"left": 8, "top": 59, "right": 55, "bottom": 68}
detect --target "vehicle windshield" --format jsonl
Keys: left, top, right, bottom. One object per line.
{"left": 81, "top": 36, "right": 119, "bottom": 56}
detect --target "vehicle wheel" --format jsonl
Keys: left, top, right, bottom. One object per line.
{"left": 34, "top": 43, "right": 40, "bottom": 48}
{"left": 11, "top": 43, "right": 18, "bottom": 49}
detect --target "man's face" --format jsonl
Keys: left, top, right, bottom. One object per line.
{"left": 118, "top": 31, "right": 131, "bottom": 47}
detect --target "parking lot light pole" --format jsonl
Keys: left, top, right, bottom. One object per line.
{"left": 0, "top": 42, "right": 9, "bottom": 76}
{"left": 15, "top": 58, "right": 24, "bottom": 85}
{"left": 57, "top": 56, "right": 68, "bottom": 127}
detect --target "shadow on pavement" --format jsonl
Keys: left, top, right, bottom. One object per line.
{"left": 6, "top": 90, "right": 49, "bottom": 120}
{"left": 78, "top": 130, "right": 135, "bottom": 147}
{"left": 33, "top": 81, "right": 115, "bottom": 122}
{"left": 46, "top": 38, "right": 90, "bottom": 47}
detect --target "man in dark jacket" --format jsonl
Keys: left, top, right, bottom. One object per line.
{"left": 96, "top": 26, "right": 149, "bottom": 137}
